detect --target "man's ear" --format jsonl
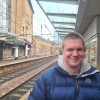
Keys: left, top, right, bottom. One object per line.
{"left": 59, "top": 48, "right": 62, "bottom": 55}
{"left": 84, "top": 45, "right": 86, "bottom": 52}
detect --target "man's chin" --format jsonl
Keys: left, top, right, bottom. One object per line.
{"left": 70, "top": 63, "right": 81, "bottom": 68}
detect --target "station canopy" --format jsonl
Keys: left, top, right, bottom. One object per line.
{"left": 36, "top": 0, "right": 79, "bottom": 39}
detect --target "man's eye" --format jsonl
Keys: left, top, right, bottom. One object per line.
{"left": 67, "top": 49, "right": 73, "bottom": 52}
{"left": 77, "top": 48, "right": 84, "bottom": 52}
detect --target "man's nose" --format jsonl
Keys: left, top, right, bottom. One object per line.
{"left": 72, "top": 50, "right": 78, "bottom": 56}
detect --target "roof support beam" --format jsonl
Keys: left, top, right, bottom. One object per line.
{"left": 58, "top": 33, "right": 69, "bottom": 38}
{"left": 37, "top": 0, "right": 78, "bottom": 5}
{"left": 59, "top": 33, "right": 68, "bottom": 35}
{"left": 57, "top": 31, "right": 72, "bottom": 33}
{"left": 46, "top": 13, "right": 76, "bottom": 19}
{"left": 55, "top": 27, "right": 74, "bottom": 30}
{"left": 52, "top": 21, "right": 75, "bottom": 26}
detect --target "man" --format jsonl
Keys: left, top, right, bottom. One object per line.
{"left": 28, "top": 32, "right": 100, "bottom": 100}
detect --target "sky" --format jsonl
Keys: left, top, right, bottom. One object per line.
{"left": 30, "top": 0, "right": 55, "bottom": 41}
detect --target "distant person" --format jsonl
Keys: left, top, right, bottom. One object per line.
{"left": 28, "top": 32, "right": 100, "bottom": 100}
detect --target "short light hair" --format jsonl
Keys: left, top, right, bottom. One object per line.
{"left": 62, "top": 32, "right": 85, "bottom": 50}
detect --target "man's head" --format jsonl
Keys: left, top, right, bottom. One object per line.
{"left": 62, "top": 32, "right": 85, "bottom": 50}
{"left": 61, "top": 32, "right": 85, "bottom": 69}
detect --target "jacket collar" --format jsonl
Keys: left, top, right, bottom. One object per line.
{"left": 57, "top": 55, "right": 99, "bottom": 77}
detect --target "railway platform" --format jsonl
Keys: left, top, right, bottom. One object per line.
{"left": 0, "top": 57, "right": 38, "bottom": 67}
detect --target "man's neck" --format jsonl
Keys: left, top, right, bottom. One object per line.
{"left": 64, "top": 63, "right": 81, "bottom": 75}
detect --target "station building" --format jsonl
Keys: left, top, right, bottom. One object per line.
{"left": 75, "top": 1, "right": 100, "bottom": 68}
{"left": 32, "top": 35, "right": 59, "bottom": 57}
{"left": 0, "top": 0, "right": 34, "bottom": 60}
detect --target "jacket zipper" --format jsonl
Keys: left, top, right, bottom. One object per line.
{"left": 75, "top": 80, "right": 79, "bottom": 96}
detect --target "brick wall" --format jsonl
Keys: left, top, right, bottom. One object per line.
{"left": 12, "top": 0, "right": 33, "bottom": 43}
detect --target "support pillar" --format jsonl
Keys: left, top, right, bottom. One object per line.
{"left": 25, "top": 44, "right": 28, "bottom": 58}
{"left": 15, "top": 47, "right": 18, "bottom": 60}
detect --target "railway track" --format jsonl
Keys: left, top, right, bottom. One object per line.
{"left": 0, "top": 56, "right": 55, "bottom": 84}
{"left": 0, "top": 75, "right": 40, "bottom": 100}
{"left": 0, "top": 56, "right": 57, "bottom": 100}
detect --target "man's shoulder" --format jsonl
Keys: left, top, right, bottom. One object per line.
{"left": 36, "top": 62, "right": 59, "bottom": 84}
{"left": 42, "top": 62, "right": 59, "bottom": 76}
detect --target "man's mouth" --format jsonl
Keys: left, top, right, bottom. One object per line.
{"left": 69, "top": 58, "right": 79, "bottom": 60}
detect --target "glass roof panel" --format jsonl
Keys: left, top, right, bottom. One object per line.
{"left": 48, "top": 16, "right": 76, "bottom": 23}
{"left": 54, "top": 23, "right": 75, "bottom": 26}
{"left": 39, "top": 1, "right": 78, "bottom": 14}
{"left": 54, "top": 24, "right": 75, "bottom": 28}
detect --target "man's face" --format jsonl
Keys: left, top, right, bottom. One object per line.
{"left": 62, "top": 39, "right": 85, "bottom": 68}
